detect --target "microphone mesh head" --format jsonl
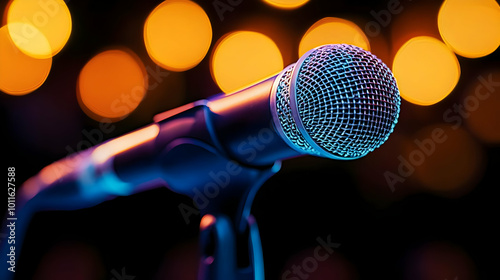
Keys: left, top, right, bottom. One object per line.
{"left": 273, "top": 44, "right": 401, "bottom": 159}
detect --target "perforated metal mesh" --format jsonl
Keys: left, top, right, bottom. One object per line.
{"left": 274, "top": 44, "right": 400, "bottom": 159}
{"left": 274, "top": 64, "right": 320, "bottom": 156}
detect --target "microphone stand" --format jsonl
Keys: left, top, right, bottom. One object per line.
{"left": 1, "top": 152, "right": 279, "bottom": 280}
{"left": 159, "top": 136, "right": 281, "bottom": 280}
{"left": 1, "top": 101, "right": 282, "bottom": 280}
{"left": 195, "top": 162, "right": 280, "bottom": 280}
{"left": 149, "top": 101, "right": 283, "bottom": 280}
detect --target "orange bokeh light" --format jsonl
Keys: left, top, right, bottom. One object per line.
{"left": 404, "top": 124, "right": 483, "bottom": 196}
{"left": 0, "top": 24, "right": 52, "bottom": 95}
{"left": 144, "top": 0, "right": 212, "bottom": 71}
{"left": 262, "top": 0, "right": 309, "bottom": 10}
{"left": 393, "top": 36, "right": 460, "bottom": 106}
{"left": 200, "top": 214, "right": 216, "bottom": 230}
{"left": 464, "top": 70, "right": 500, "bottom": 143}
{"left": 299, "top": 17, "right": 370, "bottom": 57}
{"left": 438, "top": 0, "right": 500, "bottom": 58}
{"left": 7, "top": 0, "right": 72, "bottom": 58}
{"left": 77, "top": 49, "right": 148, "bottom": 121}
{"left": 211, "top": 31, "right": 283, "bottom": 94}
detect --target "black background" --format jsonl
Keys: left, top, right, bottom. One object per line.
{"left": 1, "top": 0, "right": 499, "bottom": 279}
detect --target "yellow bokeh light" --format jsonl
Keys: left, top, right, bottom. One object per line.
{"left": 299, "top": 17, "right": 370, "bottom": 57}
{"left": 438, "top": 0, "right": 500, "bottom": 58}
{"left": 262, "top": 0, "right": 309, "bottom": 9}
{"left": 393, "top": 36, "right": 460, "bottom": 106}
{"left": 0, "top": 24, "right": 52, "bottom": 95}
{"left": 77, "top": 49, "right": 148, "bottom": 121}
{"left": 211, "top": 31, "right": 283, "bottom": 94}
{"left": 7, "top": 0, "right": 72, "bottom": 58}
{"left": 7, "top": 22, "right": 52, "bottom": 58}
{"left": 144, "top": 0, "right": 212, "bottom": 72}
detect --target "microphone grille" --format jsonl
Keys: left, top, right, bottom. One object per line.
{"left": 273, "top": 44, "right": 401, "bottom": 159}
{"left": 275, "top": 64, "right": 320, "bottom": 155}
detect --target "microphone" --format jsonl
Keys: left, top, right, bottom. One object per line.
{"left": 16, "top": 44, "right": 400, "bottom": 209}
{"left": 1, "top": 44, "right": 400, "bottom": 280}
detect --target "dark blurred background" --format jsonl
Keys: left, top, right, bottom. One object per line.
{"left": 1, "top": 0, "right": 499, "bottom": 279}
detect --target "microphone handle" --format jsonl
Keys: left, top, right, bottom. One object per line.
{"left": 0, "top": 74, "right": 299, "bottom": 280}
{"left": 113, "top": 75, "right": 298, "bottom": 189}
{"left": 13, "top": 75, "right": 296, "bottom": 210}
